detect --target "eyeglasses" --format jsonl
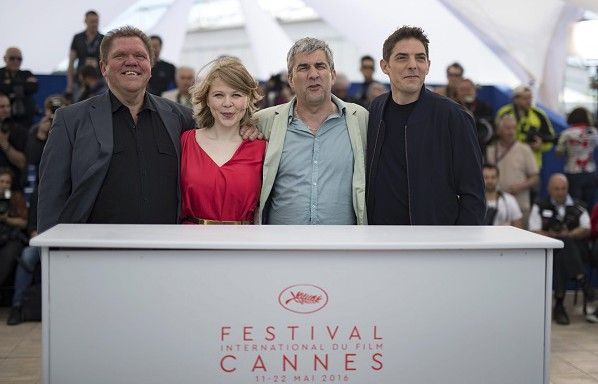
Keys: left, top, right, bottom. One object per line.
{"left": 7, "top": 56, "right": 22, "bottom": 62}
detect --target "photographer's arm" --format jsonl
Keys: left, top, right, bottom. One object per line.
{"left": 2, "top": 213, "right": 26, "bottom": 230}
{"left": 566, "top": 210, "right": 591, "bottom": 240}
{"left": 23, "top": 71, "right": 38, "bottom": 95}
{"left": 66, "top": 50, "right": 77, "bottom": 94}
{"left": 555, "top": 132, "right": 568, "bottom": 157}
{"left": 537, "top": 111, "right": 555, "bottom": 153}
{"left": 4, "top": 216, "right": 26, "bottom": 229}
{"left": 566, "top": 226, "right": 590, "bottom": 240}
{"left": 0, "top": 130, "right": 26, "bottom": 170}
{"left": 2, "top": 192, "right": 27, "bottom": 230}
{"left": 507, "top": 173, "right": 539, "bottom": 194}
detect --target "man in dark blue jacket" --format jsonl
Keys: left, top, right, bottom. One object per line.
{"left": 366, "top": 26, "right": 485, "bottom": 225}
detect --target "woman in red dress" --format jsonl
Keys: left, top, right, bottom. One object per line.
{"left": 180, "top": 57, "right": 265, "bottom": 224}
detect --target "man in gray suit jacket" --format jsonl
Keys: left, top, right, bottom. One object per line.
{"left": 37, "top": 26, "right": 195, "bottom": 233}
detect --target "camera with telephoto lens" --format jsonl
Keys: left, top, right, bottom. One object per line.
{"left": 0, "top": 189, "right": 11, "bottom": 215}
{"left": 525, "top": 127, "right": 555, "bottom": 145}
{"left": 546, "top": 214, "right": 578, "bottom": 233}
{"left": 547, "top": 218, "right": 563, "bottom": 233}
{"left": 48, "top": 97, "right": 66, "bottom": 115}
{"left": 47, "top": 96, "right": 67, "bottom": 123}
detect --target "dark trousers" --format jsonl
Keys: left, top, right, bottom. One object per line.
{"left": 0, "top": 239, "right": 24, "bottom": 288}
{"left": 566, "top": 172, "right": 597, "bottom": 210}
{"left": 553, "top": 237, "right": 587, "bottom": 297}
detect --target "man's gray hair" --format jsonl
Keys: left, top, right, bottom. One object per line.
{"left": 287, "top": 37, "right": 334, "bottom": 77}
{"left": 496, "top": 113, "right": 517, "bottom": 128}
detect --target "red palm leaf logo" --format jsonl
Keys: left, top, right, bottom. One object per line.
{"left": 279, "top": 284, "right": 329, "bottom": 314}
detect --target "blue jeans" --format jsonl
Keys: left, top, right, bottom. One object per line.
{"left": 11, "top": 246, "right": 40, "bottom": 307}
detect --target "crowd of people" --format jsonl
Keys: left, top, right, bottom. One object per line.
{"left": 0, "top": 10, "right": 597, "bottom": 329}
{"left": 438, "top": 63, "right": 598, "bottom": 326}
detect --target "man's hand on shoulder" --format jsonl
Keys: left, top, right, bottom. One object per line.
{"left": 240, "top": 124, "right": 264, "bottom": 141}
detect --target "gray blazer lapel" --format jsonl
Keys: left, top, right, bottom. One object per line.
{"left": 61, "top": 93, "right": 113, "bottom": 223}
{"left": 89, "top": 92, "right": 113, "bottom": 158}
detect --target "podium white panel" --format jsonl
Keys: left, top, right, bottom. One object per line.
{"left": 33, "top": 225, "right": 562, "bottom": 384}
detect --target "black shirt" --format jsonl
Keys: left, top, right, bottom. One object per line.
{"left": 371, "top": 97, "right": 417, "bottom": 225}
{"left": 357, "top": 80, "right": 372, "bottom": 107}
{"left": 148, "top": 59, "right": 176, "bottom": 96}
{"left": 87, "top": 91, "right": 178, "bottom": 224}
{"left": 70, "top": 31, "right": 104, "bottom": 72}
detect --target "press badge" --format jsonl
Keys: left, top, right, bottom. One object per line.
{"left": 541, "top": 210, "right": 554, "bottom": 218}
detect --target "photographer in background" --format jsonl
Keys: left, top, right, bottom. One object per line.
{"left": 0, "top": 167, "right": 28, "bottom": 309}
{"left": 482, "top": 164, "right": 523, "bottom": 228}
{"left": 66, "top": 10, "right": 104, "bottom": 101}
{"left": 0, "top": 47, "right": 38, "bottom": 127}
{"left": 76, "top": 65, "right": 106, "bottom": 102}
{"left": 456, "top": 78, "right": 494, "bottom": 157}
{"left": 6, "top": 96, "right": 66, "bottom": 325}
{"left": 486, "top": 114, "right": 539, "bottom": 225}
{"left": 26, "top": 95, "right": 69, "bottom": 176}
{"left": 0, "top": 93, "right": 27, "bottom": 191}
{"left": 529, "top": 173, "right": 590, "bottom": 325}
{"left": 555, "top": 107, "right": 598, "bottom": 210}
{"left": 496, "top": 85, "right": 555, "bottom": 169}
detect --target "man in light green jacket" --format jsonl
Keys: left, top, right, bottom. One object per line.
{"left": 255, "top": 37, "right": 367, "bottom": 225}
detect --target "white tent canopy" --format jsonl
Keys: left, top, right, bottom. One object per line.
{"left": 0, "top": 0, "right": 593, "bottom": 109}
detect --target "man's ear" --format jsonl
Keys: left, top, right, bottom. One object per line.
{"left": 287, "top": 71, "right": 295, "bottom": 92}
{"left": 100, "top": 61, "right": 107, "bottom": 77}
{"left": 380, "top": 59, "right": 389, "bottom": 75}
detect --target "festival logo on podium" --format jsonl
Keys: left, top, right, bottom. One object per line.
{"left": 278, "top": 284, "right": 329, "bottom": 314}
{"left": 218, "top": 283, "right": 384, "bottom": 382}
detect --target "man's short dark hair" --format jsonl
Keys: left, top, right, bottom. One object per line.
{"left": 100, "top": 26, "right": 155, "bottom": 66}
{"left": 483, "top": 163, "right": 499, "bottom": 176}
{"left": 85, "top": 10, "right": 98, "bottom": 18}
{"left": 382, "top": 26, "right": 429, "bottom": 62}
{"left": 0, "top": 92, "right": 9, "bottom": 101}
{"left": 150, "top": 35, "right": 163, "bottom": 46}
{"left": 567, "top": 107, "right": 593, "bottom": 126}
{"left": 0, "top": 167, "right": 14, "bottom": 181}
{"left": 361, "top": 55, "right": 374, "bottom": 63}
{"left": 79, "top": 65, "right": 100, "bottom": 80}
{"left": 447, "top": 62, "right": 464, "bottom": 75}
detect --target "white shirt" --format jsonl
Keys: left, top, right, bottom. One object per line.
{"left": 528, "top": 195, "right": 590, "bottom": 231}
{"left": 486, "top": 192, "right": 522, "bottom": 226}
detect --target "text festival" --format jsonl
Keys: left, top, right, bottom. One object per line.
{"left": 219, "top": 325, "right": 384, "bottom": 373}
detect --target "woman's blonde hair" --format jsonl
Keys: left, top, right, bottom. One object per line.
{"left": 191, "top": 57, "right": 262, "bottom": 129}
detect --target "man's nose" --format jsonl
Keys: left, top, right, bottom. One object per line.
{"left": 307, "top": 66, "right": 319, "bottom": 79}
{"left": 407, "top": 56, "right": 417, "bottom": 69}
{"left": 124, "top": 55, "right": 139, "bottom": 65}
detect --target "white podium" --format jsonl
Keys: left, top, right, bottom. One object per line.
{"left": 32, "top": 224, "right": 562, "bottom": 384}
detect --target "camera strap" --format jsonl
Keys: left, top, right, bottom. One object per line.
{"left": 493, "top": 141, "right": 515, "bottom": 164}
